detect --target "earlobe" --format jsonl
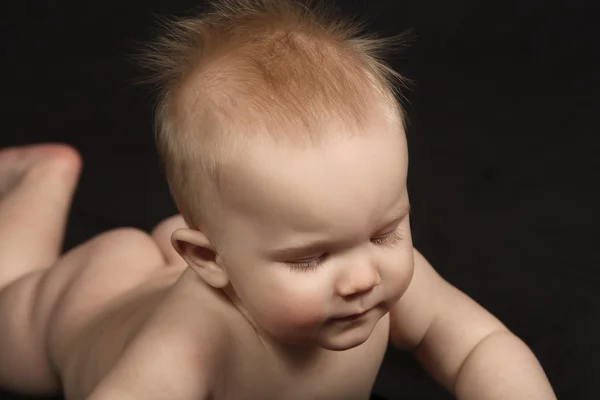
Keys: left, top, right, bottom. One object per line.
{"left": 171, "top": 228, "right": 229, "bottom": 289}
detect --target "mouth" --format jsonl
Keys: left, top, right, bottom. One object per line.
{"left": 332, "top": 308, "right": 372, "bottom": 322}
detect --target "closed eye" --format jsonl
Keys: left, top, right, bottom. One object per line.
{"left": 371, "top": 231, "right": 403, "bottom": 247}
{"left": 284, "top": 226, "right": 404, "bottom": 271}
{"left": 286, "top": 255, "right": 326, "bottom": 272}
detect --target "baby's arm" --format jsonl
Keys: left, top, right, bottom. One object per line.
{"left": 389, "top": 249, "right": 556, "bottom": 399}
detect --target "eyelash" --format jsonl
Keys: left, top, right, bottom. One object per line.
{"left": 288, "top": 258, "right": 323, "bottom": 272}
{"left": 370, "top": 231, "right": 403, "bottom": 247}
{"left": 286, "top": 230, "right": 403, "bottom": 272}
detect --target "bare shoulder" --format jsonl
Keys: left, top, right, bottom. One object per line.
{"left": 388, "top": 248, "right": 454, "bottom": 349}
{"left": 389, "top": 248, "right": 505, "bottom": 351}
{"left": 89, "top": 270, "right": 234, "bottom": 400}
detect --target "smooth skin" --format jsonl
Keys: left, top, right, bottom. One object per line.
{"left": 0, "top": 121, "right": 555, "bottom": 399}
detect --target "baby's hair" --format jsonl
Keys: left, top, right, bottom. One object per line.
{"left": 139, "top": 0, "right": 410, "bottom": 230}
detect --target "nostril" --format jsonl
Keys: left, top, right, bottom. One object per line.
{"left": 342, "top": 287, "right": 373, "bottom": 302}
{"left": 375, "top": 275, "right": 382, "bottom": 286}
{"left": 336, "top": 262, "right": 381, "bottom": 297}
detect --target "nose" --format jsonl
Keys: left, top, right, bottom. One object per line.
{"left": 335, "top": 259, "right": 382, "bottom": 298}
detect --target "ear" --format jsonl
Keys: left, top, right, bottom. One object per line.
{"left": 171, "top": 228, "right": 229, "bottom": 289}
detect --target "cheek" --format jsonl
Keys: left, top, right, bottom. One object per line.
{"left": 262, "top": 293, "right": 324, "bottom": 328}
{"left": 256, "top": 270, "right": 328, "bottom": 328}
{"left": 262, "top": 273, "right": 329, "bottom": 326}
{"left": 382, "top": 247, "right": 415, "bottom": 299}
{"left": 233, "top": 265, "right": 330, "bottom": 327}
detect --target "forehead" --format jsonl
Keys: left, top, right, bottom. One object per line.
{"left": 216, "top": 122, "right": 408, "bottom": 241}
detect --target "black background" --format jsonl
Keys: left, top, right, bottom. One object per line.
{"left": 1, "top": 0, "right": 599, "bottom": 399}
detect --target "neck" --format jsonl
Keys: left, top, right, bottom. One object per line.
{"left": 257, "top": 329, "right": 325, "bottom": 370}
{"left": 222, "top": 285, "right": 328, "bottom": 370}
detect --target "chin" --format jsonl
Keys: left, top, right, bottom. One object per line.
{"left": 316, "top": 326, "right": 373, "bottom": 351}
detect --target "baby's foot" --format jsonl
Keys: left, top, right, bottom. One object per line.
{"left": 0, "top": 144, "right": 82, "bottom": 287}
{"left": 0, "top": 144, "right": 81, "bottom": 200}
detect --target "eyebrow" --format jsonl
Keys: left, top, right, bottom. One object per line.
{"left": 269, "top": 204, "right": 411, "bottom": 260}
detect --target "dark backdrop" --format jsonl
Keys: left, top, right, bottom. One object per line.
{"left": 1, "top": 0, "right": 599, "bottom": 399}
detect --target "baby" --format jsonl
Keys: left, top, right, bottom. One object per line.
{"left": 0, "top": 0, "right": 556, "bottom": 399}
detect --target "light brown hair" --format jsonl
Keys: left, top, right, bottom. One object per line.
{"left": 140, "top": 0, "right": 409, "bottom": 229}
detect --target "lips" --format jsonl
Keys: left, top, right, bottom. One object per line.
{"left": 334, "top": 308, "right": 372, "bottom": 321}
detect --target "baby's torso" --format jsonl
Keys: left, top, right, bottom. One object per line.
{"left": 219, "top": 313, "right": 389, "bottom": 400}
{"left": 57, "top": 270, "right": 389, "bottom": 400}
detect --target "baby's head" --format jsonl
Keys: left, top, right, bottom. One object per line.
{"left": 144, "top": 0, "right": 413, "bottom": 351}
